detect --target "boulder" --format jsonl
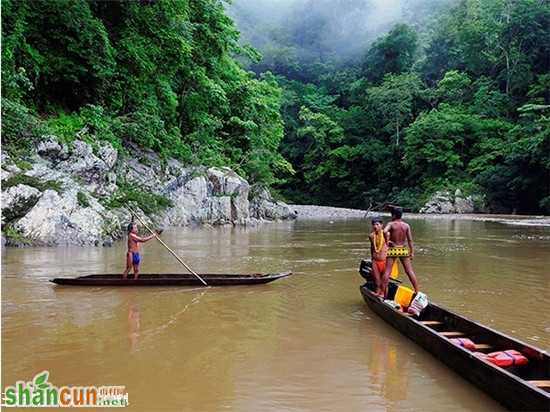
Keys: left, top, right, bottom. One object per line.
{"left": 162, "top": 167, "right": 250, "bottom": 226}
{"left": 37, "top": 136, "right": 69, "bottom": 161}
{"left": 249, "top": 185, "right": 297, "bottom": 220}
{"left": 207, "top": 196, "right": 233, "bottom": 224}
{"left": 57, "top": 140, "right": 117, "bottom": 195}
{"left": 207, "top": 167, "right": 250, "bottom": 222}
{"left": 14, "top": 189, "right": 122, "bottom": 246}
{"left": 1, "top": 152, "right": 21, "bottom": 181}
{"left": 454, "top": 196, "right": 475, "bottom": 214}
{"left": 420, "top": 190, "right": 476, "bottom": 214}
{"left": 98, "top": 143, "right": 118, "bottom": 170}
{"left": 1, "top": 184, "right": 42, "bottom": 222}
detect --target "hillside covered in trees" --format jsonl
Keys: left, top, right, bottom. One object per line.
{"left": 231, "top": 0, "right": 550, "bottom": 213}
{"left": 2, "top": 0, "right": 549, "bottom": 214}
{"left": 2, "top": 0, "right": 290, "bottom": 187}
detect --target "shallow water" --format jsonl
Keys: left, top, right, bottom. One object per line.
{"left": 2, "top": 217, "right": 549, "bottom": 411}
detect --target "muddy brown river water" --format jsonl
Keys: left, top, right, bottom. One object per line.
{"left": 2, "top": 217, "right": 549, "bottom": 411}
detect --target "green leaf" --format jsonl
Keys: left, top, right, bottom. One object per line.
{"left": 34, "top": 371, "right": 48, "bottom": 386}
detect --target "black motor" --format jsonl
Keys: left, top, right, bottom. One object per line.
{"left": 359, "top": 259, "right": 373, "bottom": 281}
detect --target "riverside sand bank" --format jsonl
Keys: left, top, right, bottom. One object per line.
{"left": 291, "top": 205, "right": 550, "bottom": 227}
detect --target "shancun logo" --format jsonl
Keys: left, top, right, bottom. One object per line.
{"left": 2, "top": 371, "right": 128, "bottom": 407}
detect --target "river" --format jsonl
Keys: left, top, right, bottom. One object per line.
{"left": 2, "top": 217, "right": 549, "bottom": 411}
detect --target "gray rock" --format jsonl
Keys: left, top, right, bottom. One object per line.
{"left": 207, "top": 196, "right": 233, "bottom": 224}
{"left": 1, "top": 152, "right": 21, "bottom": 181}
{"left": 1, "top": 168, "right": 15, "bottom": 182}
{"left": 58, "top": 140, "right": 115, "bottom": 195}
{"left": 420, "top": 190, "right": 476, "bottom": 214}
{"left": 1, "top": 184, "right": 42, "bottom": 223}
{"left": 37, "top": 136, "right": 69, "bottom": 161}
{"left": 249, "top": 185, "right": 297, "bottom": 220}
{"left": 454, "top": 196, "right": 475, "bottom": 214}
{"left": 97, "top": 143, "right": 118, "bottom": 170}
{"left": 2, "top": 138, "right": 297, "bottom": 246}
{"left": 14, "top": 189, "right": 122, "bottom": 246}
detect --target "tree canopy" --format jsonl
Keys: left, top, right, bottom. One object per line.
{"left": 3, "top": 0, "right": 549, "bottom": 213}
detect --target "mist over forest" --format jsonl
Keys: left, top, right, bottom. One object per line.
{"left": 229, "top": 0, "right": 550, "bottom": 213}
{"left": 228, "top": 0, "right": 459, "bottom": 77}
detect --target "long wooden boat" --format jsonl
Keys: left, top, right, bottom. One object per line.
{"left": 358, "top": 259, "right": 550, "bottom": 411}
{"left": 51, "top": 272, "right": 291, "bottom": 286}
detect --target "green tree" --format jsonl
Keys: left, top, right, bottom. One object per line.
{"left": 362, "top": 24, "right": 418, "bottom": 84}
{"left": 366, "top": 73, "right": 424, "bottom": 146}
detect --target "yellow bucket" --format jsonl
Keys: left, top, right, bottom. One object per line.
{"left": 390, "top": 260, "right": 399, "bottom": 279}
{"left": 394, "top": 285, "right": 414, "bottom": 307}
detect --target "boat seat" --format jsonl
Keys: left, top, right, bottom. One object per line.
{"left": 528, "top": 380, "right": 550, "bottom": 388}
{"left": 440, "top": 331, "right": 465, "bottom": 337}
{"left": 473, "top": 344, "right": 492, "bottom": 350}
{"left": 420, "top": 321, "right": 443, "bottom": 326}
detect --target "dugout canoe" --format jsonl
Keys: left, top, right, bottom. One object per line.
{"left": 51, "top": 272, "right": 292, "bottom": 286}
{"left": 359, "top": 259, "right": 550, "bottom": 411}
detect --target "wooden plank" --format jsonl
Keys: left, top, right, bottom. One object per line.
{"left": 528, "top": 381, "right": 550, "bottom": 388}
{"left": 421, "top": 321, "right": 443, "bottom": 326}
{"left": 440, "top": 331, "right": 465, "bottom": 337}
{"left": 474, "top": 344, "right": 493, "bottom": 350}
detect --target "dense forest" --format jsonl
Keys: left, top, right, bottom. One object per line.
{"left": 2, "top": 0, "right": 290, "bottom": 186}
{"left": 231, "top": 0, "right": 550, "bottom": 213}
{"left": 2, "top": 0, "right": 550, "bottom": 213}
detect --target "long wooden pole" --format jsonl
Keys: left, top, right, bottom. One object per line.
{"left": 127, "top": 207, "right": 208, "bottom": 286}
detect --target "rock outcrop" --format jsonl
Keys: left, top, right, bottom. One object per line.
{"left": 1, "top": 136, "right": 296, "bottom": 246}
{"left": 420, "top": 189, "right": 484, "bottom": 214}
{"left": 249, "top": 185, "right": 297, "bottom": 220}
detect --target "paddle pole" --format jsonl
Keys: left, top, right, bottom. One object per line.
{"left": 127, "top": 206, "right": 208, "bottom": 286}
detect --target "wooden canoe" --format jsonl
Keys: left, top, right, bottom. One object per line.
{"left": 359, "top": 259, "right": 550, "bottom": 411}
{"left": 51, "top": 272, "right": 292, "bottom": 286}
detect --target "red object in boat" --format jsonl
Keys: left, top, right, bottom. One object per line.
{"left": 475, "top": 350, "right": 528, "bottom": 367}
{"left": 450, "top": 338, "right": 476, "bottom": 350}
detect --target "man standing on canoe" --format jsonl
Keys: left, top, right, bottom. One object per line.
{"left": 123, "top": 222, "right": 159, "bottom": 279}
{"left": 381, "top": 207, "right": 419, "bottom": 296}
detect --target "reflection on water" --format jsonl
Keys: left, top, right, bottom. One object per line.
{"left": 368, "top": 334, "right": 409, "bottom": 404}
{"left": 2, "top": 217, "right": 549, "bottom": 411}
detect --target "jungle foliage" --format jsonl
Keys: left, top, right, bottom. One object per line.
{"left": 234, "top": 0, "right": 550, "bottom": 213}
{"left": 1, "top": 0, "right": 290, "bottom": 185}
{"left": 2, "top": 0, "right": 549, "bottom": 213}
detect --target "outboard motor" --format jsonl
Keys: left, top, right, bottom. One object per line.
{"left": 359, "top": 259, "right": 373, "bottom": 281}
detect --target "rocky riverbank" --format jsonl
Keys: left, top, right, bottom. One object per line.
{"left": 1, "top": 137, "right": 296, "bottom": 247}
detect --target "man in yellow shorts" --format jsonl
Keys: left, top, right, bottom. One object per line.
{"left": 381, "top": 207, "right": 419, "bottom": 297}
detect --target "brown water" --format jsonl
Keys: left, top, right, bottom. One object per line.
{"left": 2, "top": 218, "right": 550, "bottom": 411}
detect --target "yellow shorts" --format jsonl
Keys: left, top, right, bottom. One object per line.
{"left": 387, "top": 246, "right": 410, "bottom": 257}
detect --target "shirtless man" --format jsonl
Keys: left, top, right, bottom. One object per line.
{"left": 123, "top": 223, "right": 158, "bottom": 279}
{"left": 381, "top": 207, "right": 419, "bottom": 297}
{"left": 369, "top": 217, "right": 387, "bottom": 297}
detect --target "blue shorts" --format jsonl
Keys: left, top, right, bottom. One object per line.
{"left": 131, "top": 252, "right": 141, "bottom": 265}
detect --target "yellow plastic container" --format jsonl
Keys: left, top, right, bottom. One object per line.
{"left": 394, "top": 285, "right": 414, "bottom": 307}
{"left": 390, "top": 261, "right": 399, "bottom": 279}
